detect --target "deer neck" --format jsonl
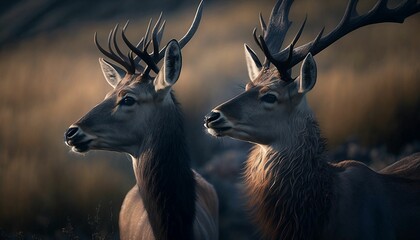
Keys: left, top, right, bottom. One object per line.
{"left": 244, "top": 116, "right": 334, "bottom": 240}
{"left": 132, "top": 96, "right": 196, "bottom": 240}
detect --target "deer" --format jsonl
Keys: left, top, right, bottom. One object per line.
{"left": 64, "top": 1, "right": 219, "bottom": 239}
{"left": 204, "top": 0, "right": 420, "bottom": 239}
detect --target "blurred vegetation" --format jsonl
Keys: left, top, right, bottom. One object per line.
{"left": 0, "top": 0, "right": 419, "bottom": 239}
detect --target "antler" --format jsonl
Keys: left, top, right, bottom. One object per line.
{"left": 253, "top": 0, "right": 420, "bottom": 81}
{"left": 94, "top": 0, "right": 204, "bottom": 76}
{"left": 94, "top": 29, "right": 136, "bottom": 74}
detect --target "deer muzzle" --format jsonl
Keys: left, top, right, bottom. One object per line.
{"left": 64, "top": 125, "right": 95, "bottom": 152}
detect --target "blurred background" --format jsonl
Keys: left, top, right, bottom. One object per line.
{"left": 0, "top": 0, "right": 419, "bottom": 239}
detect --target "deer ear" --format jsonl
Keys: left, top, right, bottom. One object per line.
{"left": 244, "top": 44, "right": 262, "bottom": 81}
{"left": 154, "top": 40, "right": 182, "bottom": 94}
{"left": 99, "top": 58, "right": 124, "bottom": 88}
{"left": 297, "top": 53, "right": 317, "bottom": 94}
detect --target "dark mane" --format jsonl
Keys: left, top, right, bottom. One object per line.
{"left": 244, "top": 118, "right": 334, "bottom": 240}
{"left": 136, "top": 92, "right": 196, "bottom": 240}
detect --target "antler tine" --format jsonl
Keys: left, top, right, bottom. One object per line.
{"left": 111, "top": 24, "right": 130, "bottom": 62}
{"left": 95, "top": 1, "right": 204, "bottom": 77}
{"left": 152, "top": 12, "right": 164, "bottom": 60}
{"left": 124, "top": 19, "right": 145, "bottom": 64}
{"left": 94, "top": 32, "right": 135, "bottom": 74}
{"left": 144, "top": 39, "right": 152, "bottom": 53}
{"left": 252, "top": 28, "right": 262, "bottom": 50}
{"left": 263, "top": 0, "right": 293, "bottom": 53}
{"left": 369, "top": 0, "right": 420, "bottom": 23}
{"left": 136, "top": 37, "right": 144, "bottom": 48}
{"left": 258, "top": 36, "right": 278, "bottom": 70}
{"left": 292, "top": 0, "right": 418, "bottom": 64}
{"left": 257, "top": 0, "right": 419, "bottom": 80}
{"left": 342, "top": 0, "right": 359, "bottom": 23}
{"left": 281, "top": 15, "right": 307, "bottom": 66}
{"left": 156, "top": 20, "right": 166, "bottom": 50}
{"left": 132, "top": 37, "right": 144, "bottom": 63}
{"left": 307, "top": 27, "right": 325, "bottom": 54}
{"left": 178, "top": 0, "right": 204, "bottom": 48}
{"left": 143, "top": 18, "right": 153, "bottom": 51}
{"left": 127, "top": 51, "right": 138, "bottom": 72}
{"left": 279, "top": 27, "right": 325, "bottom": 67}
{"left": 259, "top": 13, "right": 267, "bottom": 34}
{"left": 127, "top": 45, "right": 145, "bottom": 72}
{"left": 251, "top": 0, "right": 293, "bottom": 69}
{"left": 122, "top": 21, "right": 160, "bottom": 74}
{"left": 108, "top": 26, "right": 136, "bottom": 71}
{"left": 157, "top": 0, "right": 204, "bottom": 61}
{"left": 290, "top": 15, "right": 307, "bottom": 48}
{"left": 107, "top": 29, "right": 117, "bottom": 57}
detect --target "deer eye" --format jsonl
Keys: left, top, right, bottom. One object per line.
{"left": 260, "top": 93, "right": 278, "bottom": 104}
{"left": 120, "top": 96, "right": 136, "bottom": 106}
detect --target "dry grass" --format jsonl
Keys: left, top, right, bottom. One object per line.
{"left": 0, "top": 0, "right": 419, "bottom": 237}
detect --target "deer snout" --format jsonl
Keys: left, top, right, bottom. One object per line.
{"left": 204, "top": 111, "right": 222, "bottom": 128}
{"left": 205, "top": 111, "right": 221, "bottom": 126}
{"left": 205, "top": 110, "right": 232, "bottom": 138}
{"left": 204, "top": 110, "right": 232, "bottom": 137}
{"left": 65, "top": 126, "right": 80, "bottom": 141}
{"left": 64, "top": 125, "right": 96, "bottom": 152}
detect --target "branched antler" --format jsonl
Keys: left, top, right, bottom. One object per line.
{"left": 252, "top": 0, "right": 420, "bottom": 81}
{"left": 94, "top": 30, "right": 135, "bottom": 74}
{"left": 94, "top": 0, "right": 204, "bottom": 77}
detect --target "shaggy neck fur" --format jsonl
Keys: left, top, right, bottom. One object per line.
{"left": 135, "top": 94, "right": 196, "bottom": 240}
{"left": 244, "top": 116, "right": 334, "bottom": 240}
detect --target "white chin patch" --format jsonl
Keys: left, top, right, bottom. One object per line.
{"left": 207, "top": 128, "right": 218, "bottom": 136}
{"left": 71, "top": 144, "right": 90, "bottom": 153}
{"left": 207, "top": 128, "right": 225, "bottom": 137}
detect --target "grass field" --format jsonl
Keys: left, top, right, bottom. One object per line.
{"left": 0, "top": 0, "right": 419, "bottom": 238}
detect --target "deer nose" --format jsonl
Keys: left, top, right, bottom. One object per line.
{"left": 204, "top": 111, "right": 221, "bottom": 127}
{"left": 65, "top": 126, "right": 80, "bottom": 141}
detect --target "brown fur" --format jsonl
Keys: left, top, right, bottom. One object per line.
{"left": 119, "top": 95, "right": 219, "bottom": 240}
{"left": 380, "top": 153, "right": 420, "bottom": 180}
{"left": 243, "top": 116, "right": 420, "bottom": 240}
{"left": 244, "top": 118, "right": 333, "bottom": 240}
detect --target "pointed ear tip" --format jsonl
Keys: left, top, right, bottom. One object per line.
{"left": 167, "top": 39, "right": 180, "bottom": 49}
{"left": 99, "top": 58, "right": 110, "bottom": 66}
{"left": 303, "top": 53, "right": 316, "bottom": 66}
{"left": 197, "top": 0, "right": 205, "bottom": 9}
{"left": 306, "top": 52, "right": 314, "bottom": 59}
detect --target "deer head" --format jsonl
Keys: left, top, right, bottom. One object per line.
{"left": 205, "top": 0, "right": 419, "bottom": 146}
{"left": 206, "top": 53, "right": 317, "bottom": 146}
{"left": 65, "top": 1, "right": 203, "bottom": 157}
